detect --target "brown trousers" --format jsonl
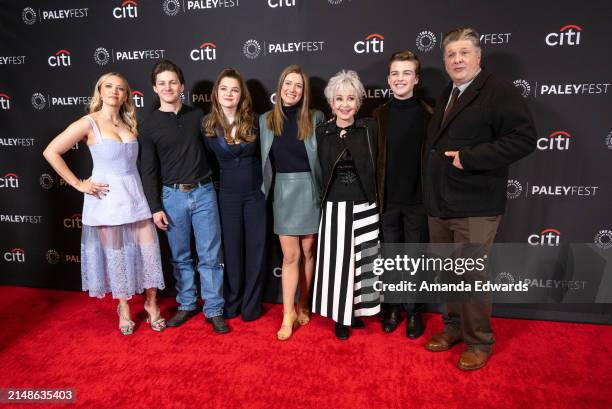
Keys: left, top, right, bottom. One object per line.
{"left": 427, "top": 216, "right": 502, "bottom": 351}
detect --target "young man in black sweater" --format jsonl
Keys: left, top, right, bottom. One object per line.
{"left": 373, "top": 51, "right": 432, "bottom": 338}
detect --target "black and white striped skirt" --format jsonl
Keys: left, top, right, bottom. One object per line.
{"left": 312, "top": 201, "right": 381, "bottom": 326}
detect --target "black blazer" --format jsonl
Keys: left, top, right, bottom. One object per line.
{"left": 316, "top": 118, "right": 378, "bottom": 204}
{"left": 423, "top": 69, "right": 537, "bottom": 218}
{"left": 203, "top": 118, "right": 263, "bottom": 194}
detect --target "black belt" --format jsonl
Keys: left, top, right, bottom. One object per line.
{"left": 165, "top": 176, "right": 212, "bottom": 192}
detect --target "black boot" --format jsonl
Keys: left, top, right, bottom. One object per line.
{"left": 406, "top": 311, "right": 424, "bottom": 339}
{"left": 351, "top": 317, "right": 365, "bottom": 329}
{"left": 381, "top": 304, "right": 401, "bottom": 333}
{"left": 335, "top": 322, "right": 349, "bottom": 340}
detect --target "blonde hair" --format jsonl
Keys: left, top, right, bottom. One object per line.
{"left": 204, "top": 68, "right": 255, "bottom": 143}
{"left": 266, "top": 65, "right": 313, "bottom": 141}
{"left": 88, "top": 72, "right": 138, "bottom": 135}
{"left": 324, "top": 69, "right": 365, "bottom": 110}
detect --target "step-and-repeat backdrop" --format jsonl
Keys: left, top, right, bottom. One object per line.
{"left": 1, "top": 0, "right": 610, "bottom": 323}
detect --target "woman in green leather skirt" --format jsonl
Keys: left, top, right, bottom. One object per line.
{"left": 260, "top": 65, "right": 324, "bottom": 340}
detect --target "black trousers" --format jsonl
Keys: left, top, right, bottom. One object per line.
{"left": 380, "top": 203, "right": 428, "bottom": 314}
{"left": 219, "top": 189, "right": 267, "bottom": 321}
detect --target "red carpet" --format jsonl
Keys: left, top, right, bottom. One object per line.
{"left": 0, "top": 286, "right": 610, "bottom": 409}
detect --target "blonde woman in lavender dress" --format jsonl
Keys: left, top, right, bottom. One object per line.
{"left": 43, "top": 72, "right": 166, "bottom": 335}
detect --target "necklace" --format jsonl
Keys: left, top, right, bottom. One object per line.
{"left": 102, "top": 114, "right": 121, "bottom": 127}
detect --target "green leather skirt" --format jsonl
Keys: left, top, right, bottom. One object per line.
{"left": 273, "top": 172, "right": 320, "bottom": 235}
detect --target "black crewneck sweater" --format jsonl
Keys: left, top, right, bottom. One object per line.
{"left": 385, "top": 96, "right": 424, "bottom": 205}
{"left": 269, "top": 105, "right": 310, "bottom": 173}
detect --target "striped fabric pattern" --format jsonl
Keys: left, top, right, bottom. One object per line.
{"left": 312, "top": 201, "right": 381, "bottom": 326}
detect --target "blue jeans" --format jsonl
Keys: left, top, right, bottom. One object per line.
{"left": 162, "top": 182, "right": 224, "bottom": 318}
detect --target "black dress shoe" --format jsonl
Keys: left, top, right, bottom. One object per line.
{"left": 206, "top": 315, "right": 230, "bottom": 334}
{"left": 335, "top": 322, "right": 349, "bottom": 340}
{"left": 351, "top": 317, "right": 365, "bottom": 329}
{"left": 166, "top": 309, "right": 197, "bottom": 327}
{"left": 406, "top": 312, "right": 424, "bottom": 339}
{"left": 382, "top": 305, "right": 401, "bottom": 333}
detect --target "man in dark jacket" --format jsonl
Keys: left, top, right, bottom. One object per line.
{"left": 423, "top": 28, "right": 536, "bottom": 370}
{"left": 373, "top": 50, "right": 432, "bottom": 339}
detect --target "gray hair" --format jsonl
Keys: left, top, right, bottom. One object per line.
{"left": 324, "top": 69, "right": 365, "bottom": 109}
{"left": 442, "top": 27, "right": 481, "bottom": 51}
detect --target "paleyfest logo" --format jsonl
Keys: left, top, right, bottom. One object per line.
{"left": 594, "top": 230, "right": 612, "bottom": 250}
{"left": 21, "top": 6, "right": 89, "bottom": 24}
{"left": 163, "top": 0, "right": 239, "bottom": 15}
{"left": 415, "top": 31, "right": 437, "bottom": 52}
{"left": 22, "top": 7, "right": 37, "bottom": 24}
{"left": 30, "top": 92, "right": 90, "bottom": 109}
{"left": 545, "top": 24, "right": 582, "bottom": 47}
{"left": 93, "top": 47, "right": 110, "bottom": 66}
{"left": 605, "top": 131, "right": 612, "bottom": 150}
{"left": 354, "top": 33, "right": 384, "bottom": 54}
{"left": 537, "top": 130, "right": 572, "bottom": 151}
{"left": 48, "top": 49, "right": 71, "bottom": 67}
{"left": 513, "top": 79, "right": 531, "bottom": 98}
{"left": 507, "top": 179, "right": 523, "bottom": 199}
{"left": 242, "top": 38, "right": 324, "bottom": 58}
{"left": 190, "top": 41, "right": 217, "bottom": 61}
{"left": 243, "top": 39, "right": 261, "bottom": 59}
{"left": 113, "top": 0, "right": 139, "bottom": 18}
{"left": 31, "top": 93, "right": 46, "bottom": 109}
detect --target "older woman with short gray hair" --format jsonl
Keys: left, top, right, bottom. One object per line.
{"left": 312, "top": 69, "right": 381, "bottom": 340}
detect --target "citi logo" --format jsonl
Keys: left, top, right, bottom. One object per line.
{"left": 545, "top": 24, "right": 582, "bottom": 46}
{"left": 63, "top": 213, "right": 82, "bottom": 229}
{"left": 0, "top": 93, "right": 10, "bottom": 110}
{"left": 190, "top": 42, "right": 217, "bottom": 61}
{"left": 113, "top": 0, "right": 139, "bottom": 18}
{"left": 268, "top": 0, "right": 295, "bottom": 6}
{"left": 354, "top": 33, "right": 384, "bottom": 54}
{"left": 132, "top": 90, "right": 144, "bottom": 108}
{"left": 0, "top": 173, "right": 19, "bottom": 189}
{"left": 3, "top": 248, "right": 25, "bottom": 263}
{"left": 538, "top": 130, "right": 571, "bottom": 151}
{"left": 528, "top": 228, "right": 560, "bottom": 246}
{"left": 48, "top": 50, "right": 71, "bottom": 67}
